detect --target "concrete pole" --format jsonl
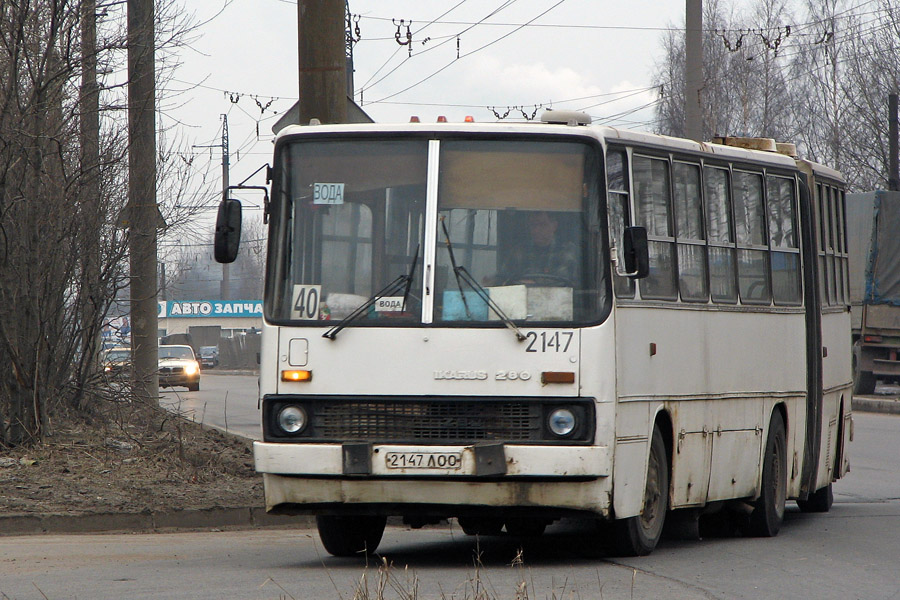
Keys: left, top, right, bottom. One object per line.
{"left": 220, "top": 114, "right": 230, "bottom": 300}
{"left": 298, "top": 0, "right": 347, "bottom": 124}
{"left": 80, "top": 0, "right": 101, "bottom": 374}
{"left": 685, "top": 0, "right": 704, "bottom": 141}
{"left": 889, "top": 93, "right": 899, "bottom": 192}
{"left": 127, "top": 0, "right": 159, "bottom": 399}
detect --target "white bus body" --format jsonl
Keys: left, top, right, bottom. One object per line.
{"left": 230, "top": 116, "right": 851, "bottom": 556}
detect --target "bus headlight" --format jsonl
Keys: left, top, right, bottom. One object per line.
{"left": 277, "top": 405, "right": 308, "bottom": 434}
{"left": 548, "top": 407, "right": 577, "bottom": 437}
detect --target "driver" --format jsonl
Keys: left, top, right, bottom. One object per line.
{"left": 498, "top": 211, "right": 578, "bottom": 285}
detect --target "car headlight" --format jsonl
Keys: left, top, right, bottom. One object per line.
{"left": 277, "top": 405, "right": 308, "bottom": 434}
{"left": 548, "top": 407, "right": 577, "bottom": 437}
{"left": 184, "top": 362, "right": 199, "bottom": 376}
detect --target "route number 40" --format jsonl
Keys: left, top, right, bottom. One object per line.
{"left": 291, "top": 285, "right": 322, "bottom": 320}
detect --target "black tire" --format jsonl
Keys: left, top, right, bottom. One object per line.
{"left": 316, "top": 515, "right": 386, "bottom": 557}
{"left": 799, "top": 408, "right": 839, "bottom": 514}
{"left": 504, "top": 518, "right": 547, "bottom": 537}
{"left": 853, "top": 370, "right": 876, "bottom": 395}
{"left": 457, "top": 517, "right": 504, "bottom": 536}
{"left": 747, "top": 411, "right": 787, "bottom": 537}
{"left": 187, "top": 381, "right": 200, "bottom": 392}
{"left": 797, "top": 483, "right": 833, "bottom": 513}
{"left": 613, "top": 426, "right": 669, "bottom": 556}
{"left": 852, "top": 351, "right": 876, "bottom": 395}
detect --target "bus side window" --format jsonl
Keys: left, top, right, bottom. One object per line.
{"left": 674, "top": 162, "right": 708, "bottom": 302}
{"left": 817, "top": 183, "right": 833, "bottom": 307}
{"left": 606, "top": 149, "right": 634, "bottom": 298}
{"left": 734, "top": 170, "right": 771, "bottom": 305}
{"left": 704, "top": 166, "right": 738, "bottom": 303}
{"left": 839, "top": 189, "right": 850, "bottom": 304}
{"left": 634, "top": 155, "right": 677, "bottom": 300}
{"left": 767, "top": 175, "right": 802, "bottom": 306}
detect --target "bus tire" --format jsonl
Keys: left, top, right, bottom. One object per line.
{"left": 852, "top": 351, "right": 876, "bottom": 395}
{"left": 797, "top": 483, "right": 833, "bottom": 513}
{"left": 505, "top": 518, "right": 547, "bottom": 537}
{"left": 799, "top": 410, "right": 839, "bottom": 514}
{"left": 747, "top": 411, "right": 787, "bottom": 537}
{"left": 853, "top": 369, "right": 876, "bottom": 395}
{"left": 613, "top": 425, "right": 669, "bottom": 556}
{"left": 457, "top": 517, "right": 503, "bottom": 536}
{"left": 316, "top": 515, "right": 386, "bottom": 557}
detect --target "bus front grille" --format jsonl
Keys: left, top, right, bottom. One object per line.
{"left": 314, "top": 400, "right": 541, "bottom": 442}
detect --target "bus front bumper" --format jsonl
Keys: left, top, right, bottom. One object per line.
{"left": 254, "top": 441, "right": 611, "bottom": 515}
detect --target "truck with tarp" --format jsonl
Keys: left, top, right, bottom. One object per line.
{"left": 847, "top": 190, "right": 900, "bottom": 394}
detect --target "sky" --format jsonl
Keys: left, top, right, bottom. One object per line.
{"left": 160, "top": 0, "right": 692, "bottom": 244}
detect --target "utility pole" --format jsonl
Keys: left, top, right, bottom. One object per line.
{"left": 684, "top": 0, "right": 704, "bottom": 141}
{"left": 195, "top": 115, "right": 232, "bottom": 299}
{"left": 298, "top": 0, "right": 347, "bottom": 124}
{"left": 221, "top": 114, "right": 231, "bottom": 300}
{"left": 79, "top": 0, "right": 101, "bottom": 378}
{"left": 127, "top": 0, "right": 159, "bottom": 400}
{"left": 890, "top": 93, "right": 899, "bottom": 192}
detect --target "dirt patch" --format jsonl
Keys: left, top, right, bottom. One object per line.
{"left": 0, "top": 398, "right": 262, "bottom": 516}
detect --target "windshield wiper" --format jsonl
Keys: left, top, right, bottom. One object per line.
{"left": 440, "top": 218, "right": 526, "bottom": 341}
{"left": 323, "top": 244, "right": 420, "bottom": 340}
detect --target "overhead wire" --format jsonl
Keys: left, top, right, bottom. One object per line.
{"left": 367, "top": 0, "right": 567, "bottom": 105}
{"left": 357, "top": 0, "right": 522, "bottom": 99}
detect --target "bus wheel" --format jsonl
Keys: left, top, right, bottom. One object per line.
{"left": 852, "top": 353, "right": 876, "bottom": 395}
{"left": 316, "top": 515, "right": 386, "bottom": 557}
{"left": 798, "top": 414, "right": 838, "bottom": 514}
{"left": 797, "top": 483, "right": 833, "bottom": 513}
{"left": 505, "top": 518, "right": 547, "bottom": 537}
{"left": 457, "top": 517, "right": 503, "bottom": 536}
{"left": 747, "top": 411, "right": 787, "bottom": 537}
{"left": 613, "top": 426, "right": 669, "bottom": 556}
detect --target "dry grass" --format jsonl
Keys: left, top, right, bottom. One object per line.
{"left": 0, "top": 391, "right": 261, "bottom": 516}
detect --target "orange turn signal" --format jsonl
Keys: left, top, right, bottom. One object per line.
{"left": 541, "top": 371, "right": 575, "bottom": 384}
{"left": 281, "top": 370, "right": 312, "bottom": 382}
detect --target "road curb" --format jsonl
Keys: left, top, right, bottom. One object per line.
{"left": 0, "top": 507, "right": 313, "bottom": 536}
{"left": 852, "top": 397, "right": 900, "bottom": 415}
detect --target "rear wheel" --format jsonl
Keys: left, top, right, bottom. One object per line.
{"left": 797, "top": 483, "right": 833, "bottom": 513}
{"left": 505, "top": 518, "right": 547, "bottom": 537}
{"left": 747, "top": 411, "right": 787, "bottom": 537}
{"left": 457, "top": 517, "right": 503, "bottom": 536}
{"left": 799, "top": 407, "right": 840, "bottom": 514}
{"left": 613, "top": 425, "right": 669, "bottom": 556}
{"left": 852, "top": 352, "right": 876, "bottom": 395}
{"left": 316, "top": 515, "right": 386, "bottom": 557}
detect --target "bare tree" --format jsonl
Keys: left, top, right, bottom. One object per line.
{"left": 0, "top": 0, "right": 213, "bottom": 447}
{"left": 654, "top": 0, "right": 900, "bottom": 191}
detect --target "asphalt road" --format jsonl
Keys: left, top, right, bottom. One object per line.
{"left": 2, "top": 389, "right": 899, "bottom": 599}
{"left": 158, "top": 371, "right": 262, "bottom": 440}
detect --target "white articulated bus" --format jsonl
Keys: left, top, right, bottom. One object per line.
{"left": 215, "top": 111, "right": 851, "bottom": 557}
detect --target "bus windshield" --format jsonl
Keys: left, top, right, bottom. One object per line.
{"left": 268, "top": 136, "right": 609, "bottom": 326}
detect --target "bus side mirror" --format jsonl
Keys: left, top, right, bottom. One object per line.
{"left": 623, "top": 226, "right": 649, "bottom": 279}
{"left": 214, "top": 198, "right": 242, "bottom": 264}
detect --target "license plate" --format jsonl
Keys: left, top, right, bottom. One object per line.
{"left": 385, "top": 452, "right": 462, "bottom": 470}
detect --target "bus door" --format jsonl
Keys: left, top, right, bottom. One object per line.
{"left": 798, "top": 174, "right": 824, "bottom": 500}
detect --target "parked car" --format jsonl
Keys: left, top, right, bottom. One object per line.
{"left": 101, "top": 347, "right": 131, "bottom": 378}
{"left": 158, "top": 344, "right": 200, "bottom": 391}
{"left": 198, "top": 346, "right": 219, "bottom": 369}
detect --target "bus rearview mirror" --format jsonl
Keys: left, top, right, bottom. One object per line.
{"left": 214, "top": 198, "right": 242, "bottom": 264}
{"left": 623, "top": 226, "right": 649, "bottom": 279}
